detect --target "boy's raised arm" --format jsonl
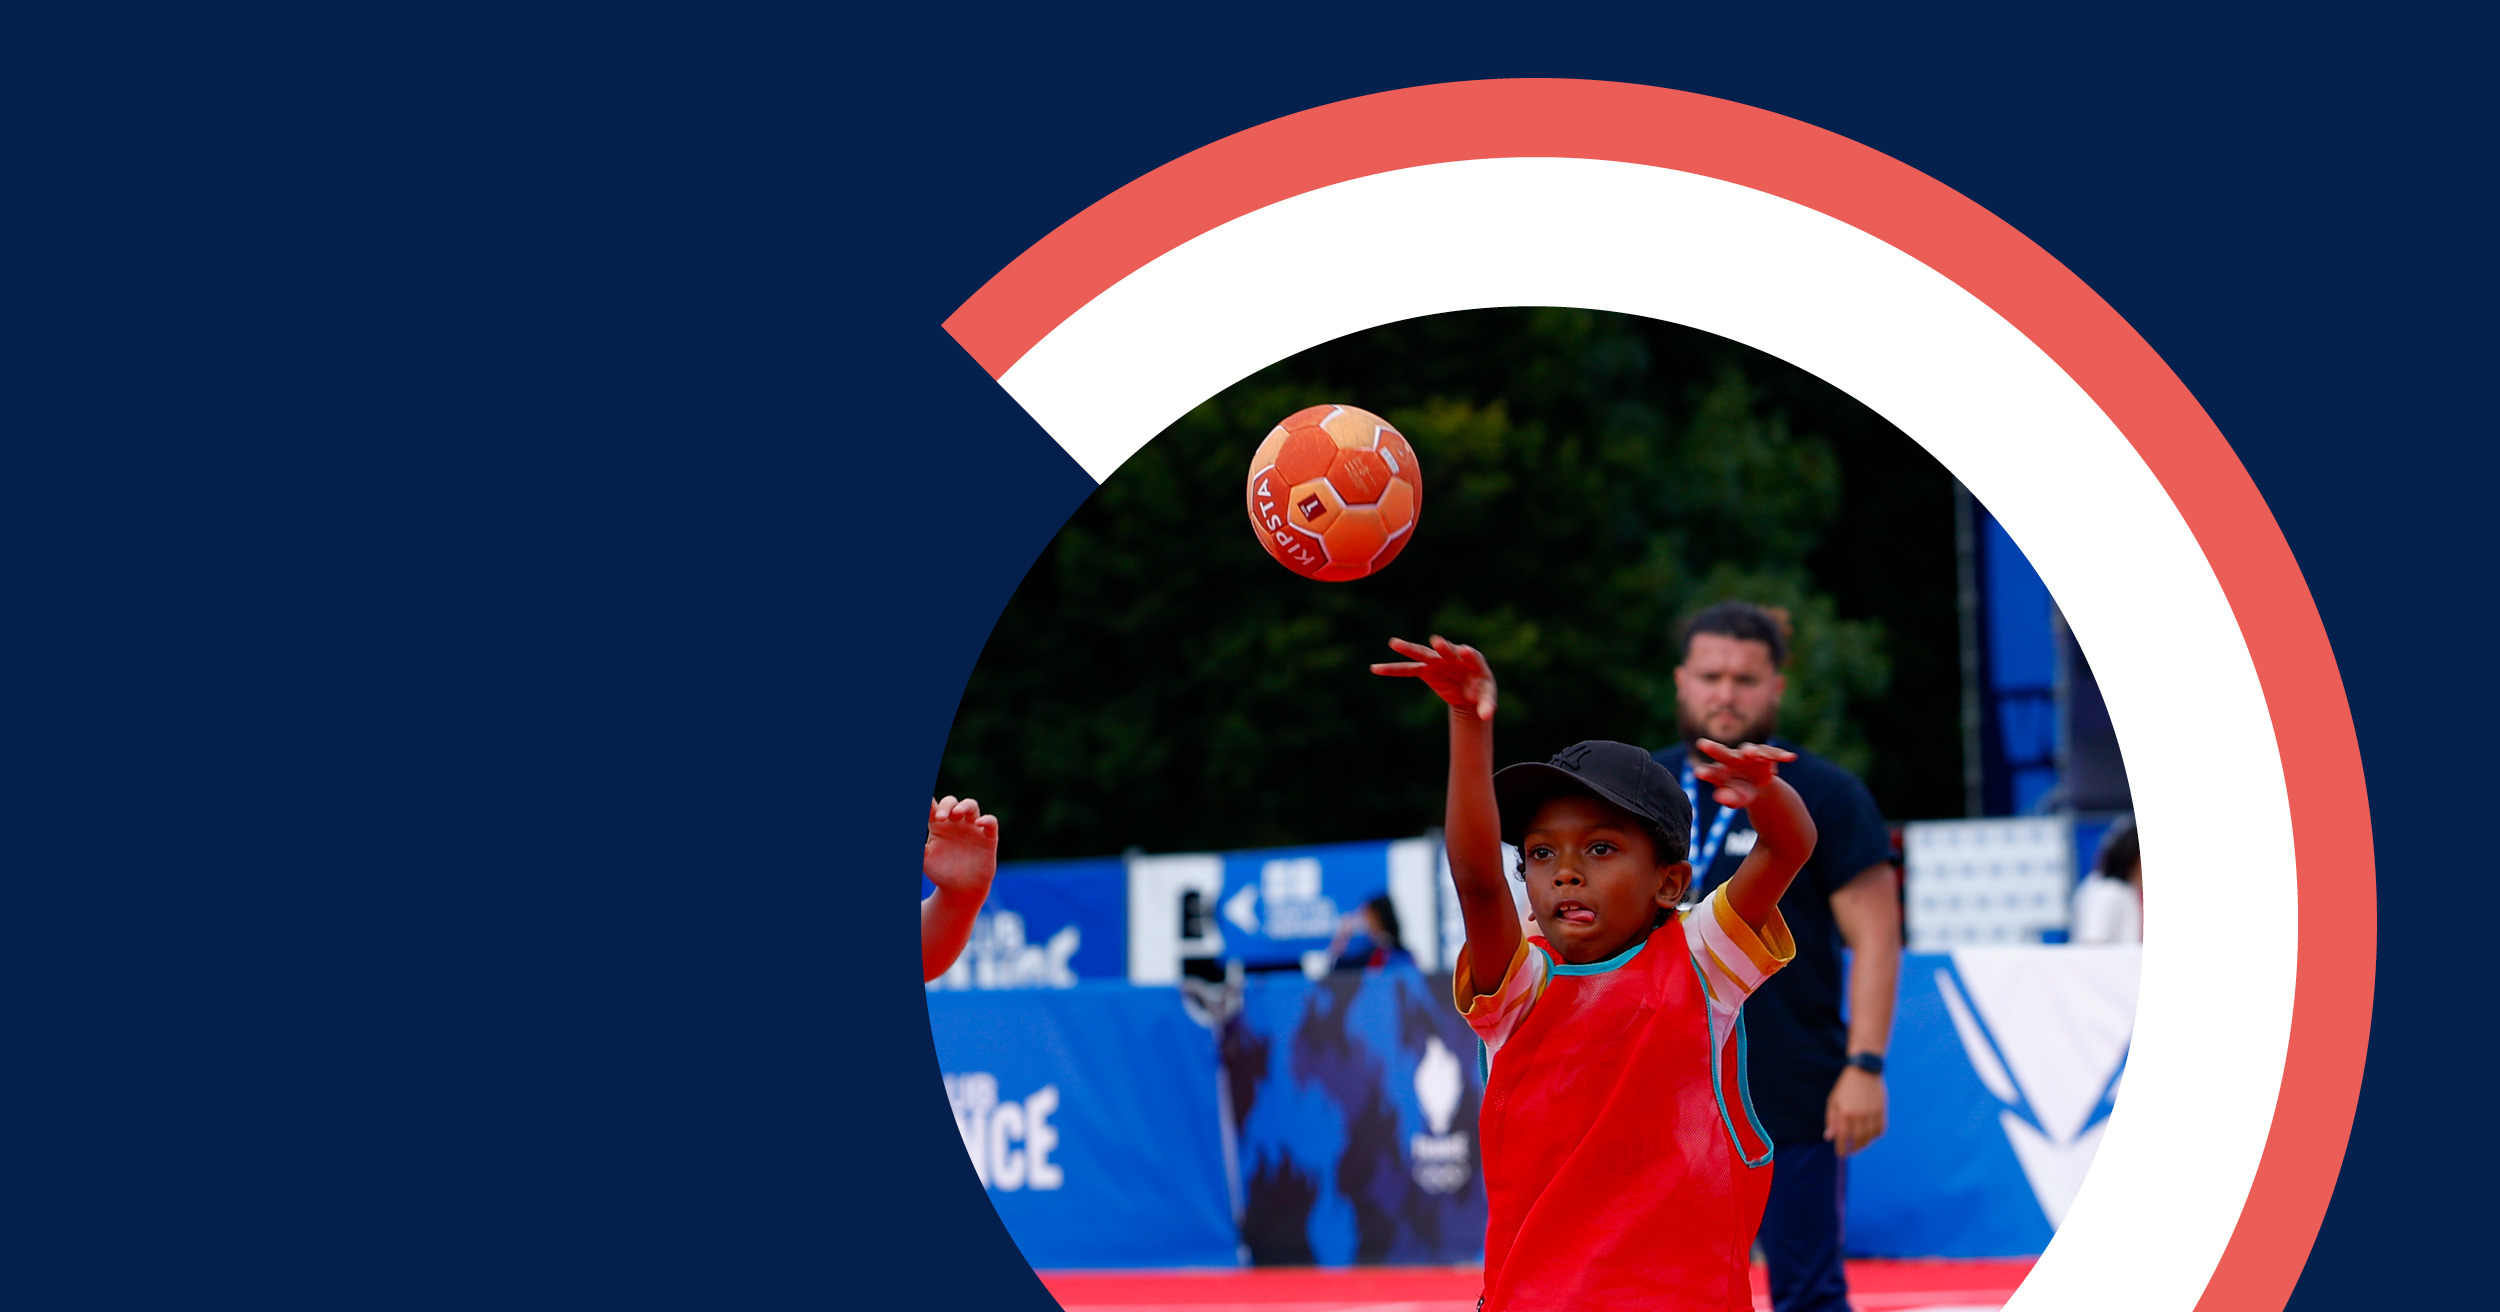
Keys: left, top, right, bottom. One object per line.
{"left": 1694, "top": 740, "right": 1818, "bottom": 928}
{"left": 1372, "top": 637, "right": 1520, "bottom": 998}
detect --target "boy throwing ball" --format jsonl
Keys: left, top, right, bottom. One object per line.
{"left": 1374, "top": 636, "right": 1816, "bottom": 1311}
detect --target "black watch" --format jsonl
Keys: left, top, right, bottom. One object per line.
{"left": 1844, "top": 1052, "right": 1886, "bottom": 1076}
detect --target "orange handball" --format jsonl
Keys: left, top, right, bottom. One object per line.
{"left": 1244, "top": 404, "right": 1422, "bottom": 581}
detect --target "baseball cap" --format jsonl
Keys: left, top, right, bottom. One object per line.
{"left": 1491, "top": 740, "right": 1692, "bottom": 863}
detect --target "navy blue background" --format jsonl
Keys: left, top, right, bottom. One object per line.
{"left": 11, "top": 8, "right": 2489, "bottom": 1308}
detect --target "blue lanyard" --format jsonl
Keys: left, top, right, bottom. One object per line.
{"left": 1680, "top": 758, "right": 1740, "bottom": 883}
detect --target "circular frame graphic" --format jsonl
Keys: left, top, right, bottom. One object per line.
{"left": 943, "top": 79, "right": 2370, "bottom": 1312}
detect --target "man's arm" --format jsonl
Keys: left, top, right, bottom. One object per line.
{"left": 1826, "top": 860, "right": 1901, "bottom": 1155}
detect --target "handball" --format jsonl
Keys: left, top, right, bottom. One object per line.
{"left": 1244, "top": 404, "right": 1422, "bottom": 581}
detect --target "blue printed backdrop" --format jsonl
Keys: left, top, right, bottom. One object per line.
{"left": 1847, "top": 949, "right": 2135, "bottom": 1258}
{"left": 1846, "top": 953, "right": 2049, "bottom": 1257}
{"left": 927, "top": 983, "right": 1238, "bottom": 1268}
{"left": 1224, "top": 965, "right": 1487, "bottom": 1264}
{"left": 1215, "top": 840, "right": 1396, "bottom": 969}
{"left": 925, "top": 857, "right": 1128, "bottom": 988}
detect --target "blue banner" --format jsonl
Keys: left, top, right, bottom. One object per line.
{"left": 1225, "top": 964, "right": 1487, "bottom": 1264}
{"left": 925, "top": 856, "right": 1128, "bottom": 989}
{"left": 1977, "top": 502, "right": 2060, "bottom": 815}
{"left": 1846, "top": 948, "right": 2137, "bottom": 1257}
{"left": 1214, "top": 839, "right": 1396, "bottom": 969}
{"left": 927, "top": 982, "right": 1239, "bottom": 1269}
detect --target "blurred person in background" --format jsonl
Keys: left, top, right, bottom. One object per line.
{"left": 1654, "top": 602, "right": 1900, "bottom": 1312}
{"left": 922, "top": 795, "right": 999, "bottom": 981}
{"left": 1325, "top": 894, "right": 1415, "bottom": 971}
{"left": 2071, "top": 819, "right": 2143, "bottom": 944}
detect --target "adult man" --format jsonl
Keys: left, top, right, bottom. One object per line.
{"left": 1652, "top": 603, "right": 1900, "bottom": 1312}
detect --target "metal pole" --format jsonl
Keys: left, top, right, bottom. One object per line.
{"left": 2051, "top": 601, "right": 2073, "bottom": 816}
{"left": 1953, "top": 479, "right": 1984, "bottom": 818}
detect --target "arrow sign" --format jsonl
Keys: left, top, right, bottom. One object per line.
{"left": 1223, "top": 884, "right": 1261, "bottom": 935}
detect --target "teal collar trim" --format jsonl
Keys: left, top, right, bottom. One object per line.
{"left": 1690, "top": 955, "right": 1775, "bottom": 1168}
{"left": 1547, "top": 933, "right": 1648, "bottom": 976}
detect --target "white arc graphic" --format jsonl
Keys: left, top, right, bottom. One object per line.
{"left": 993, "top": 155, "right": 2298, "bottom": 1311}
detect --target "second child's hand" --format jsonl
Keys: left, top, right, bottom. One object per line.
{"left": 1370, "top": 635, "right": 1497, "bottom": 720}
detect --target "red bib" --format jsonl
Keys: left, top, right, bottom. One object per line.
{"left": 1476, "top": 922, "right": 1775, "bottom": 1311}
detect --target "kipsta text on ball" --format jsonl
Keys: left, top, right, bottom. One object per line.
{"left": 1243, "top": 404, "right": 1421, "bottom": 581}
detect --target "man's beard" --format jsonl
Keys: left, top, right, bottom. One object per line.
{"left": 1679, "top": 704, "right": 1779, "bottom": 753}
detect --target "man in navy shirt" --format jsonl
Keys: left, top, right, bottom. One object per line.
{"left": 1654, "top": 603, "right": 1900, "bottom": 1312}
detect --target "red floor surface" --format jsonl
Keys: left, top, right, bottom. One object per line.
{"left": 1040, "top": 1259, "right": 2036, "bottom": 1312}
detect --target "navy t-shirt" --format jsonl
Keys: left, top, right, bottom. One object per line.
{"left": 1652, "top": 739, "right": 1892, "bottom": 1148}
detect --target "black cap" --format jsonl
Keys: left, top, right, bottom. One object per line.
{"left": 1492, "top": 740, "right": 1692, "bottom": 863}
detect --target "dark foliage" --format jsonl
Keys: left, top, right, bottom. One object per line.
{"left": 945, "top": 309, "right": 1962, "bottom": 859}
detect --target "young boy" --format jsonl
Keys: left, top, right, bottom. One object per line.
{"left": 922, "top": 795, "right": 999, "bottom": 981}
{"left": 1373, "top": 635, "right": 1817, "bottom": 1311}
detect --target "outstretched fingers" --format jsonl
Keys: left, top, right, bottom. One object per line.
{"left": 1694, "top": 740, "right": 1785, "bottom": 807}
{"left": 1695, "top": 739, "right": 1796, "bottom": 767}
{"left": 1371, "top": 637, "right": 1435, "bottom": 677}
{"left": 930, "top": 796, "right": 988, "bottom": 833}
{"left": 1372, "top": 636, "right": 1495, "bottom": 719}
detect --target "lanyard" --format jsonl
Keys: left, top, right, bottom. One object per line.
{"left": 1680, "top": 758, "right": 1741, "bottom": 884}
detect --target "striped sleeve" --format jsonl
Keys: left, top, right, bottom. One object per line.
{"left": 1682, "top": 883, "right": 1797, "bottom": 1039}
{"left": 1452, "top": 936, "right": 1549, "bottom": 1059}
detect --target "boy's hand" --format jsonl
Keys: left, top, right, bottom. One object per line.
{"left": 1691, "top": 739, "right": 1797, "bottom": 808}
{"left": 1370, "top": 636, "right": 1497, "bottom": 721}
{"left": 925, "top": 795, "right": 999, "bottom": 896}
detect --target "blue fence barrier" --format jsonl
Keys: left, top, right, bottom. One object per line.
{"left": 1847, "top": 947, "right": 2138, "bottom": 1257}
{"left": 926, "top": 982, "right": 1239, "bottom": 1268}
{"left": 925, "top": 856, "right": 1129, "bottom": 989}
{"left": 925, "top": 897, "right": 2139, "bottom": 1265}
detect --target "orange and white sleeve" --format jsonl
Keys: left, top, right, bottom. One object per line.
{"left": 1452, "top": 936, "right": 1550, "bottom": 1066}
{"left": 1682, "top": 883, "right": 1797, "bottom": 1042}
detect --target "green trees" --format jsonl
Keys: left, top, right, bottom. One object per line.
{"left": 944, "top": 309, "right": 1949, "bottom": 860}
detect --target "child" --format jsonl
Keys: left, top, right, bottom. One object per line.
{"left": 922, "top": 795, "right": 999, "bottom": 981}
{"left": 1373, "top": 635, "right": 1817, "bottom": 1311}
{"left": 2071, "top": 817, "right": 2143, "bottom": 944}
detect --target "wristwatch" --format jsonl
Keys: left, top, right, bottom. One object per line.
{"left": 1844, "top": 1052, "right": 1886, "bottom": 1076}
